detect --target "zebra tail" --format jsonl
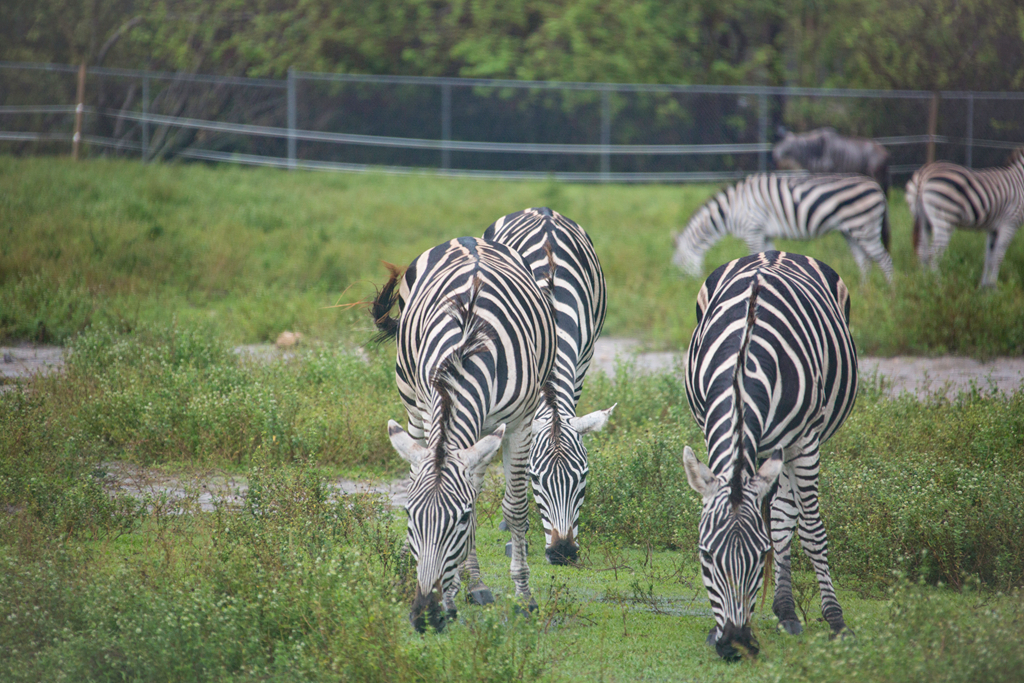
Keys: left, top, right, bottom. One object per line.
{"left": 370, "top": 262, "right": 403, "bottom": 344}
{"left": 881, "top": 205, "right": 891, "bottom": 252}
{"left": 910, "top": 182, "right": 927, "bottom": 253}
{"left": 729, "top": 278, "right": 760, "bottom": 507}
{"left": 540, "top": 241, "right": 559, "bottom": 389}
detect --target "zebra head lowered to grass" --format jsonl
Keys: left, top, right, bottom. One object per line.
{"left": 372, "top": 237, "right": 556, "bottom": 632}
{"left": 483, "top": 207, "right": 616, "bottom": 565}
{"left": 683, "top": 251, "right": 858, "bottom": 661}
{"left": 672, "top": 173, "right": 893, "bottom": 283}
{"left": 906, "top": 147, "right": 1024, "bottom": 288}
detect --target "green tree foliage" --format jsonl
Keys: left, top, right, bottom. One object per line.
{"left": 3, "top": 0, "right": 1022, "bottom": 90}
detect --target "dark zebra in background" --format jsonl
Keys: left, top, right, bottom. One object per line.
{"left": 683, "top": 251, "right": 858, "bottom": 660}
{"left": 906, "top": 147, "right": 1024, "bottom": 288}
{"left": 372, "top": 237, "right": 556, "bottom": 632}
{"left": 484, "top": 207, "right": 615, "bottom": 566}
{"left": 672, "top": 173, "right": 893, "bottom": 283}
{"left": 773, "top": 127, "right": 891, "bottom": 196}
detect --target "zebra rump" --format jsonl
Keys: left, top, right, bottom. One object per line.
{"left": 906, "top": 147, "right": 1024, "bottom": 288}
{"left": 683, "top": 251, "right": 857, "bottom": 659}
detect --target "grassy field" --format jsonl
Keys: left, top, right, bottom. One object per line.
{"left": 2, "top": 325, "right": 1023, "bottom": 681}
{"left": 3, "top": 157, "right": 1024, "bottom": 355}
{"left": 2, "top": 158, "right": 1024, "bottom": 680}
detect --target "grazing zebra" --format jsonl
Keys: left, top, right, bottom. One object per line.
{"left": 372, "top": 237, "right": 556, "bottom": 632}
{"left": 483, "top": 207, "right": 616, "bottom": 566}
{"left": 773, "top": 127, "right": 891, "bottom": 195}
{"left": 906, "top": 148, "right": 1024, "bottom": 287}
{"left": 683, "top": 251, "right": 858, "bottom": 660}
{"left": 672, "top": 173, "right": 893, "bottom": 283}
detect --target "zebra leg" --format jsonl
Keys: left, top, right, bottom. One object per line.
{"left": 461, "top": 521, "right": 495, "bottom": 605}
{"left": 770, "top": 450, "right": 802, "bottom": 635}
{"left": 444, "top": 570, "right": 461, "bottom": 622}
{"left": 744, "top": 231, "right": 772, "bottom": 255}
{"left": 502, "top": 425, "right": 537, "bottom": 611}
{"left": 842, "top": 234, "right": 873, "bottom": 282}
{"left": 980, "top": 223, "right": 1019, "bottom": 288}
{"left": 791, "top": 441, "right": 849, "bottom": 638}
{"left": 927, "top": 219, "right": 954, "bottom": 272}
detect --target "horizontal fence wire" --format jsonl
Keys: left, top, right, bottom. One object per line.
{"left": 1, "top": 60, "right": 1023, "bottom": 182}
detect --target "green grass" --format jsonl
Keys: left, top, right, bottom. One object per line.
{"left": 3, "top": 156, "right": 1024, "bottom": 355}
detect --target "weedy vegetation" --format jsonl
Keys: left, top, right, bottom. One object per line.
{"left": 2, "top": 159, "right": 1023, "bottom": 680}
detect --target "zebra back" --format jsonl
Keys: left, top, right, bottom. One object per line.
{"left": 686, "top": 251, "right": 857, "bottom": 476}
{"left": 484, "top": 208, "right": 607, "bottom": 407}
{"left": 674, "top": 173, "right": 890, "bottom": 280}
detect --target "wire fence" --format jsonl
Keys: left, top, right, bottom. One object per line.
{"left": 2, "top": 61, "right": 1023, "bottom": 183}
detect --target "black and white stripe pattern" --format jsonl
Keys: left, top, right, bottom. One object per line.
{"left": 673, "top": 173, "right": 893, "bottom": 282}
{"left": 484, "top": 208, "right": 615, "bottom": 565}
{"left": 372, "top": 237, "right": 556, "bottom": 631}
{"left": 906, "top": 148, "right": 1024, "bottom": 287}
{"left": 683, "top": 251, "right": 858, "bottom": 660}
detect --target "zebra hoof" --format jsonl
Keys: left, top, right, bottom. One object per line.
{"left": 514, "top": 598, "right": 539, "bottom": 617}
{"left": 778, "top": 619, "right": 803, "bottom": 636}
{"left": 469, "top": 588, "right": 494, "bottom": 606}
{"left": 830, "top": 625, "right": 855, "bottom": 641}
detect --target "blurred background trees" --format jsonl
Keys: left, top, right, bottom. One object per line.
{"left": 3, "top": 0, "right": 1022, "bottom": 90}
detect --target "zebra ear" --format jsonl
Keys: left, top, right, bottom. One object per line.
{"left": 569, "top": 403, "right": 617, "bottom": 434}
{"left": 683, "top": 446, "right": 718, "bottom": 497}
{"left": 388, "top": 420, "right": 429, "bottom": 468}
{"left": 752, "top": 450, "right": 784, "bottom": 500}
{"left": 461, "top": 423, "right": 507, "bottom": 474}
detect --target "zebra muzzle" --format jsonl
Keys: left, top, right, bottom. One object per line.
{"left": 410, "top": 580, "right": 446, "bottom": 633}
{"left": 545, "top": 529, "right": 579, "bottom": 565}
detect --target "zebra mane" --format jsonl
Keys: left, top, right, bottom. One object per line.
{"left": 430, "top": 276, "right": 495, "bottom": 469}
{"left": 539, "top": 241, "right": 563, "bottom": 448}
{"left": 730, "top": 277, "right": 761, "bottom": 508}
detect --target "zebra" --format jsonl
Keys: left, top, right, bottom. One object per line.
{"left": 672, "top": 173, "right": 893, "bottom": 283}
{"left": 683, "top": 251, "right": 858, "bottom": 660}
{"left": 372, "top": 236, "right": 556, "bottom": 632}
{"left": 773, "top": 127, "right": 891, "bottom": 196}
{"left": 483, "top": 207, "right": 616, "bottom": 566}
{"left": 906, "top": 147, "right": 1024, "bottom": 288}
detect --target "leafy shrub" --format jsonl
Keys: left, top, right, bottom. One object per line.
{"left": 765, "top": 580, "right": 1024, "bottom": 683}
{"left": 9, "top": 322, "right": 406, "bottom": 471}
{"left": 0, "top": 464, "right": 545, "bottom": 682}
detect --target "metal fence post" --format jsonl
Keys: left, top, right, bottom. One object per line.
{"left": 601, "top": 89, "right": 611, "bottom": 181}
{"left": 758, "top": 91, "right": 768, "bottom": 172}
{"left": 287, "top": 67, "right": 297, "bottom": 170}
{"left": 141, "top": 74, "right": 150, "bottom": 163}
{"left": 441, "top": 83, "right": 451, "bottom": 171}
{"left": 72, "top": 62, "right": 86, "bottom": 160}
{"left": 926, "top": 92, "right": 939, "bottom": 164}
{"left": 965, "top": 92, "right": 974, "bottom": 168}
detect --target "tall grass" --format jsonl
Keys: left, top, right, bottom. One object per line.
{"left": 3, "top": 157, "right": 1024, "bottom": 354}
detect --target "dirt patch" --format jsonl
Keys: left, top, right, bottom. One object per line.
{"left": 99, "top": 461, "right": 409, "bottom": 513}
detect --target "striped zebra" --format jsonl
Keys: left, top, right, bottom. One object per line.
{"left": 483, "top": 208, "right": 616, "bottom": 565}
{"left": 906, "top": 148, "right": 1024, "bottom": 287}
{"left": 683, "top": 251, "right": 858, "bottom": 660}
{"left": 372, "top": 237, "right": 556, "bottom": 632}
{"left": 672, "top": 173, "right": 893, "bottom": 283}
